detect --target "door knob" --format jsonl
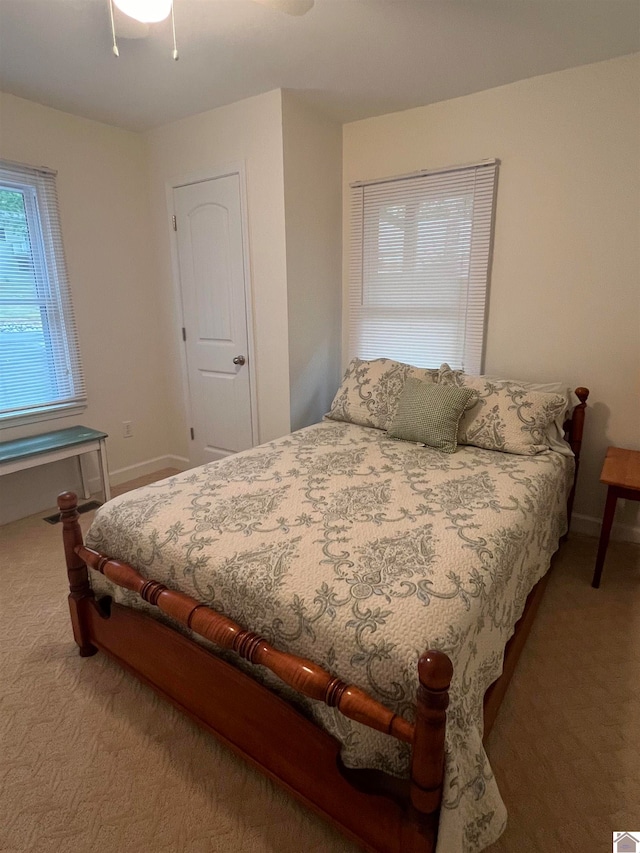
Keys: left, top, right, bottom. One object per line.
{"left": 233, "top": 355, "right": 246, "bottom": 366}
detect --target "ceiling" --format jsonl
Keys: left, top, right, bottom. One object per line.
{"left": 0, "top": 0, "right": 638, "bottom": 132}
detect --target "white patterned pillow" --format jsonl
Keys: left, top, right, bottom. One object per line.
{"left": 481, "top": 374, "right": 579, "bottom": 456}
{"left": 326, "top": 358, "right": 439, "bottom": 431}
{"left": 387, "top": 380, "right": 478, "bottom": 453}
{"left": 438, "top": 363, "right": 568, "bottom": 455}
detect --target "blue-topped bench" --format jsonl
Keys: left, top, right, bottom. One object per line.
{"left": 0, "top": 425, "right": 110, "bottom": 503}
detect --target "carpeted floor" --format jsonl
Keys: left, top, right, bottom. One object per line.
{"left": 1, "top": 475, "right": 639, "bottom": 853}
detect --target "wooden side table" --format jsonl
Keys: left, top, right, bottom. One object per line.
{"left": 592, "top": 446, "right": 640, "bottom": 588}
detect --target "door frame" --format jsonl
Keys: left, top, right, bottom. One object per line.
{"left": 165, "top": 162, "right": 259, "bottom": 467}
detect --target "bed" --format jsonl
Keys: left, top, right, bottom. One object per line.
{"left": 59, "top": 360, "right": 589, "bottom": 853}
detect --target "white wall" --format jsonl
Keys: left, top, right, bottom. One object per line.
{"left": 145, "top": 90, "right": 291, "bottom": 451}
{"left": 342, "top": 54, "right": 640, "bottom": 540}
{"left": 0, "top": 94, "right": 180, "bottom": 523}
{"left": 282, "top": 92, "right": 343, "bottom": 431}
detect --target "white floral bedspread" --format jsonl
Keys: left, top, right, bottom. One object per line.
{"left": 86, "top": 420, "right": 573, "bottom": 852}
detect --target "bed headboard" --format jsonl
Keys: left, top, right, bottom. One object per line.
{"left": 564, "top": 386, "right": 589, "bottom": 526}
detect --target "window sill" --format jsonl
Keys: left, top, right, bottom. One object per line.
{"left": 0, "top": 404, "right": 88, "bottom": 433}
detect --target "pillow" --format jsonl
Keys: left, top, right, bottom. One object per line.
{"left": 326, "top": 358, "right": 439, "bottom": 431}
{"left": 437, "top": 364, "right": 568, "bottom": 455}
{"left": 387, "top": 379, "right": 478, "bottom": 453}
{"left": 438, "top": 364, "right": 579, "bottom": 455}
{"left": 482, "top": 375, "right": 580, "bottom": 456}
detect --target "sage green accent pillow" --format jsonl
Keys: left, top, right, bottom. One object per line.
{"left": 387, "top": 379, "right": 478, "bottom": 453}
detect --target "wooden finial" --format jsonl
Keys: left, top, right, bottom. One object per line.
{"left": 58, "top": 490, "right": 80, "bottom": 513}
{"left": 418, "top": 650, "right": 454, "bottom": 693}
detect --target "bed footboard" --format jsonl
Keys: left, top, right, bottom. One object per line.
{"left": 59, "top": 491, "right": 452, "bottom": 853}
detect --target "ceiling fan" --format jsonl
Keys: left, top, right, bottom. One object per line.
{"left": 109, "top": 0, "right": 315, "bottom": 58}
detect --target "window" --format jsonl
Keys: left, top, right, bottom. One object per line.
{"left": 348, "top": 160, "right": 498, "bottom": 373}
{"left": 0, "top": 160, "right": 85, "bottom": 425}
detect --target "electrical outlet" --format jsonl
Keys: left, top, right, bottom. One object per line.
{"left": 123, "top": 421, "right": 133, "bottom": 438}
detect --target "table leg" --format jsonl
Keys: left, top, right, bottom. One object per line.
{"left": 98, "top": 439, "right": 111, "bottom": 502}
{"left": 77, "top": 454, "right": 91, "bottom": 500}
{"left": 592, "top": 486, "right": 618, "bottom": 588}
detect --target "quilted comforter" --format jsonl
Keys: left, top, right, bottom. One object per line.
{"left": 86, "top": 420, "right": 573, "bottom": 852}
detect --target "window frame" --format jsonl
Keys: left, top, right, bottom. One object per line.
{"left": 347, "top": 159, "right": 499, "bottom": 374}
{"left": 0, "top": 160, "right": 86, "bottom": 429}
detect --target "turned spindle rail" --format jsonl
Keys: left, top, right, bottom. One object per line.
{"left": 78, "top": 542, "right": 417, "bottom": 744}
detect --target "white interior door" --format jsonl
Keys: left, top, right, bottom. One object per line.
{"left": 173, "top": 174, "right": 254, "bottom": 467}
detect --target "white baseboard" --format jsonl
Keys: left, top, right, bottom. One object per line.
{"left": 570, "top": 512, "right": 640, "bottom": 544}
{"left": 87, "top": 454, "right": 190, "bottom": 492}
{"left": 110, "top": 454, "right": 190, "bottom": 485}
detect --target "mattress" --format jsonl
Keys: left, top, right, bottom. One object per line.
{"left": 86, "top": 420, "right": 573, "bottom": 852}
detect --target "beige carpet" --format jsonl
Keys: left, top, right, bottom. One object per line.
{"left": 1, "top": 479, "right": 639, "bottom": 853}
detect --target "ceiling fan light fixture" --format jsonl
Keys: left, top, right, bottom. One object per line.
{"left": 113, "top": 0, "right": 172, "bottom": 24}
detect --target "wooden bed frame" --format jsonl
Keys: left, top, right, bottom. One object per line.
{"left": 59, "top": 387, "right": 589, "bottom": 853}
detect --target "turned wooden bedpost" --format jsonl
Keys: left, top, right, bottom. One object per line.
{"left": 58, "top": 491, "right": 97, "bottom": 657}
{"left": 566, "top": 387, "right": 590, "bottom": 527}
{"left": 404, "top": 649, "right": 454, "bottom": 849}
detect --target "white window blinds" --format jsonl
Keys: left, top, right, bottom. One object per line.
{"left": 0, "top": 160, "right": 86, "bottom": 423}
{"left": 348, "top": 160, "right": 498, "bottom": 373}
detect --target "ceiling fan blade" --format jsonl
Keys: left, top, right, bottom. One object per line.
{"left": 252, "top": 0, "right": 314, "bottom": 16}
